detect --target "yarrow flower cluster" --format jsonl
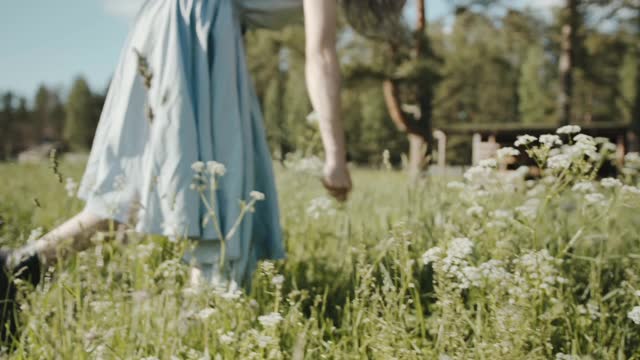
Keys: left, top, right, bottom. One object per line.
{"left": 600, "top": 177, "right": 622, "bottom": 189}
{"left": 515, "top": 135, "right": 537, "bottom": 147}
{"left": 628, "top": 306, "right": 640, "bottom": 325}
{"left": 65, "top": 177, "right": 78, "bottom": 198}
{"left": 622, "top": 185, "right": 640, "bottom": 196}
{"left": 447, "top": 181, "right": 466, "bottom": 190}
{"left": 207, "top": 161, "right": 226, "bottom": 176}
{"left": 306, "top": 196, "right": 336, "bottom": 219}
{"left": 496, "top": 147, "right": 520, "bottom": 161}
{"left": 27, "top": 227, "right": 44, "bottom": 244}
{"left": 547, "top": 154, "right": 572, "bottom": 170}
{"left": 191, "top": 161, "right": 226, "bottom": 176}
{"left": 572, "top": 181, "right": 596, "bottom": 193}
{"left": 584, "top": 192, "right": 606, "bottom": 206}
{"left": 539, "top": 134, "right": 562, "bottom": 147}
{"left": 515, "top": 198, "right": 540, "bottom": 220}
{"left": 284, "top": 154, "right": 323, "bottom": 176}
{"left": 250, "top": 191, "right": 265, "bottom": 201}
{"left": 466, "top": 204, "right": 484, "bottom": 217}
{"left": 258, "top": 312, "right": 284, "bottom": 328}
{"left": 556, "top": 125, "right": 581, "bottom": 134}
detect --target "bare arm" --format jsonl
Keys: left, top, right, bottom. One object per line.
{"left": 303, "top": 0, "right": 352, "bottom": 200}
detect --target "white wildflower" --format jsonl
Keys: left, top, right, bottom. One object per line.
{"left": 487, "top": 220, "right": 508, "bottom": 229}
{"left": 219, "top": 332, "right": 235, "bottom": 345}
{"left": 261, "top": 261, "right": 275, "bottom": 272}
{"left": 557, "top": 125, "right": 581, "bottom": 134}
{"left": 547, "top": 154, "right": 572, "bottom": 170}
{"left": 574, "top": 134, "right": 595, "bottom": 144}
{"left": 206, "top": 161, "right": 226, "bottom": 176}
{"left": 587, "top": 301, "right": 601, "bottom": 320}
{"left": 306, "top": 111, "right": 320, "bottom": 125}
{"left": 472, "top": 189, "right": 490, "bottom": 198}
{"left": 515, "top": 134, "right": 537, "bottom": 147}
{"left": 90, "top": 300, "right": 113, "bottom": 314}
{"left": 250, "top": 191, "right": 265, "bottom": 201}
{"left": 600, "top": 178, "right": 622, "bottom": 188}
{"left": 478, "top": 260, "right": 511, "bottom": 285}
{"left": 197, "top": 308, "right": 217, "bottom": 320}
{"left": 447, "top": 181, "right": 466, "bottom": 190}
{"left": 539, "top": 134, "right": 562, "bottom": 147}
{"left": 285, "top": 154, "right": 323, "bottom": 176}
{"left": 635, "top": 290, "right": 640, "bottom": 297}
{"left": 65, "top": 177, "right": 78, "bottom": 197}
{"left": 627, "top": 306, "right": 640, "bottom": 325}
{"left": 584, "top": 193, "right": 606, "bottom": 204}
{"left": 577, "top": 305, "right": 588, "bottom": 315}
{"left": 306, "top": 196, "right": 336, "bottom": 219}
{"left": 460, "top": 266, "right": 482, "bottom": 289}
{"left": 626, "top": 152, "right": 640, "bottom": 162}
{"left": 566, "top": 140, "right": 598, "bottom": 160}
{"left": 493, "top": 209, "right": 513, "bottom": 219}
{"left": 191, "top": 161, "right": 205, "bottom": 173}
{"left": 496, "top": 147, "right": 520, "bottom": 160}
{"left": 271, "top": 275, "right": 285, "bottom": 286}
{"left": 572, "top": 181, "right": 596, "bottom": 193}
{"left": 464, "top": 165, "right": 492, "bottom": 183}
{"left": 258, "top": 312, "right": 284, "bottom": 328}
{"left": 515, "top": 165, "right": 530, "bottom": 177}
{"left": 516, "top": 198, "right": 540, "bottom": 220}
{"left": 466, "top": 205, "right": 484, "bottom": 217}
{"left": 447, "top": 238, "right": 474, "bottom": 259}
{"left": 382, "top": 149, "right": 392, "bottom": 170}
{"left": 622, "top": 185, "right": 640, "bottom": 195}
{"left": 27, "top": 227, "right": 43, "bottom": 244}
{"left": 526, "top": 183, "right": 546, "bottom": 197}
{"left": 422, "top": 247, "right": 443, "bottom": 265}
{"left": 162, "top": 219, "right": 183, "bottom": 243}
{"left": 556, "top": 353, "right": 580, "bottom": 360}
{"left": 256, "top": 334, "right": 274, "bottom": 348}
{"left": 479, "top": 158, "right": 497, "bottom": 168}
{"left": 624, "top": 152, "right": 640, "bottom": 169}
{"left": 600, "top": 141, "right": 617, "bottom": 153}
{"left": 218, "top": 289, "right": 243, "bottom": 301}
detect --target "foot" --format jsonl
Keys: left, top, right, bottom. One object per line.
{"left": 0, "top": 250, "right": 41, "bottom": 343}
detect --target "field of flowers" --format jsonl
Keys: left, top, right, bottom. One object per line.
{"left": 0, "top": 127, "right": 639, "bottom": 359}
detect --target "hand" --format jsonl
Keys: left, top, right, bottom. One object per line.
{"left": 322, "top": 161, "right": 352, "bottom": 202}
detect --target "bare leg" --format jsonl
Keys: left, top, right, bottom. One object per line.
{"left": 13, "top": 210, "right": 113, "bottom": 268}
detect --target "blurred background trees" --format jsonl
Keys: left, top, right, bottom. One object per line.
{"left": 0, "top": 1, "right": 638, "bottom": 165}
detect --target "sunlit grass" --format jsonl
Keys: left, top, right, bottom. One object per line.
{"left": 0, "top": 136, "right": 639, "bottom": 359}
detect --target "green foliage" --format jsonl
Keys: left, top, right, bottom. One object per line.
{"left": 519, "top": 45, "right": 555, "bottom": 124}
{"left": 1, "top": 140, "right": 640, "bottom": 357}
{"left": 63, "top": 77, "right": 97, "bottom": 151}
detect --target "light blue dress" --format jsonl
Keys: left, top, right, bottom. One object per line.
{"left": 77, "top": 0, "right": 302, "bottom": 288}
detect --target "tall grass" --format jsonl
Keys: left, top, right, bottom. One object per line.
{"left": 0, "top": 129, "right": 639, "bottom": 359}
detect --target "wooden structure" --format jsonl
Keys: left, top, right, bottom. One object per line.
{"left": 437, "top": 122, "right": 631, "bottom": 165}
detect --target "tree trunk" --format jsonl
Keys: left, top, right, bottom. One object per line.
{"left": 413, "top": 0, "right": 433, "bottom": 178}
{"left": 631, "top": 8, "right": 640, "bottom": 152}
{"left": 559, "top": 0, "right": 578, "bottom": 126}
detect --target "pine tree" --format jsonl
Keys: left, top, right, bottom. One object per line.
{"left": 0, "top": 93, "right": 15, "bottom": 159}
{"left": 519, "top": 45, "right": 553, "bottom": 124}
{"left": 64, "top": 77, "right": 96, "bottom": 151}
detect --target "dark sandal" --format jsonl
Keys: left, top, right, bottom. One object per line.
{"left": 0, "top": 250, "right": 41, "bottom": 343}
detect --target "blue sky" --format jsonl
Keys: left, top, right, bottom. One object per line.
{"left": 0, "top": 0, "right": 558, "bottom": 98}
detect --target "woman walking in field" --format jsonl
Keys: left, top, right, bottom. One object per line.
{"left": 1, "top": 0, "right": 403, "bottom": 340}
